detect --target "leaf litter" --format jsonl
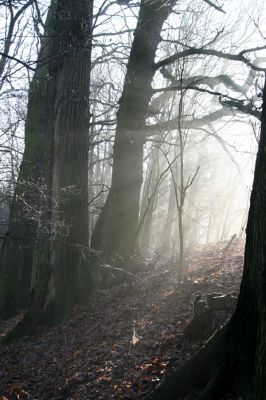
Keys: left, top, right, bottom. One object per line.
{"left": 0, "top": 240, "right": 244, "bottom": 400}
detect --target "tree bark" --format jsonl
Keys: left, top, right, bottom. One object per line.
{"left": 6, "top": 0, "right": 93, "bottom": 332}
{"left": 91, "top": 0, "right": 175, "bottom": 260}
{"left": 0, "top": 2, "right": 58, "bottom": 316}
{"left": 146, "top": 76, "right": 266, "bottom": 400}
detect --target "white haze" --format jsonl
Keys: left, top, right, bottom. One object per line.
{"left": 0, "top": 0, "right": 265, "bottom": 255}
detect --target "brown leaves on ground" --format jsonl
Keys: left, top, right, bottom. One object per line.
{"left": 0, "top": 240, "right": 244, "bottom": 400}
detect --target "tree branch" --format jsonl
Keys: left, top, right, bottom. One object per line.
{"left": 202, "top": 0, "right": 225, "bottom": 14}
{"left": 152, "top": 84, "right": 253, "bottom": 112}
{"left": 155, "top": 47, "right": 266, "bottom": 71}
{"left": 159, "top": 67, "right": 248, "bottom": 95}
{"left": 0, "top": 52, "right": 35, "bottom": 71}
{"left": 144, "top": 107, "right": 250, "bottom": 138}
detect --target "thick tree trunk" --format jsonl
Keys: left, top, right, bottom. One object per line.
{"left": 7, "top": 0, "right": 93, "bottom": 332}
{"left": 146, "top": 77, "right": 266, "bottom": 400}
{"left": 223, "top": 77, "right": 266, "bottom": 399}
{"left": 0, "top": 2, "right": 58, "bottom": 316}
{"left": 91, "top": 0, "right": 174, "bottom": 260}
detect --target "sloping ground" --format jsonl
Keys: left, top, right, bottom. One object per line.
{"left": 0, "top": 240, "right": 244, "bottom": 400}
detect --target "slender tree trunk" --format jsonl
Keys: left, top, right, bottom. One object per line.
{"left": 139, "top": 148, "right": 160, "bottom": 255}
{"left": 91, "top": 0, "right": 174, "bottom": 260}
{"left": 177, "top": 207, "right": 185, "bottom": 280}
{"left": 88, "top": 142, "right": 95, "bottom": 242}
{"left": 177, "top": 93, "right": 186, "bottom": 282}
{"left": 140, "top": 203, "right": 156, "bottom": 254}
{"left": 160, "top": 179, "right": 176, "bottom": 254}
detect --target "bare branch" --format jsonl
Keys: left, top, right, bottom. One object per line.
{"left": 155, "top": 47, "right": 266, "bottom": 72}
{"left": 185, "top": 166, "right": 200, "bottom": 192}
{"left": 202, "top": 0, "right": 225, "bottom": 14}
{"left": 0, "top": 52, "right": 35, "bottom": 71}
{"left": 0, "top": 0, "right": 35, "bottom": 79}
{"left": 159, "top": 67, "right": 248, "bottom": 95}
{"left": 144, "top": 108, "right": 247, "bottom": 138}
{"left": 151, "top": 84, "right": 261, "bottom": 119}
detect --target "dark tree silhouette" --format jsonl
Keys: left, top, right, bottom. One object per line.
{"left": 91, "top": 0, "right": 175, "bottom": 260}
{"left": 3, "top": 0, "right": 93, "bottom": 332}
{"left": 145, "top": 75, "right": 266, "bottom": 400}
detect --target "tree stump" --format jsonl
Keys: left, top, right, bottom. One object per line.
{"left": 184, "top": 293, "right": 237, "bottom": 343}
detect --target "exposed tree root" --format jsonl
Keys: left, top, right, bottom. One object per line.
{"left": 144, "top": 326, "right": 227, "bottom": 400}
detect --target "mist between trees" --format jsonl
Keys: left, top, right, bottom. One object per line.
{"left": 1, "top": 0, "right": 262, "bottom": 285}
{"left": 0, "top": 0, "right": 266, "bottom": 398}
{"left": 0, "top": 0, "right": 262, "bottom": 317}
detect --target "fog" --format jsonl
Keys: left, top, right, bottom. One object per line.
{"left": 0, "top": 0, "right": 265, "bottom": 258}
{"left": 141, "top": 119, "right": 257, "bottom": 256}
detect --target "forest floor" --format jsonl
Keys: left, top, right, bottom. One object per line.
{"left": 0, "top": 239, "right": 244, "bottom": 400}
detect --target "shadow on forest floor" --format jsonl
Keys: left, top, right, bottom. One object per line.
{"left": 0, "top": 240, "right": 244, "bottom": 400}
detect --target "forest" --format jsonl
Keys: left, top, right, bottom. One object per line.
{"left": 0, "top": 0, "right": 266, "bottom": 399}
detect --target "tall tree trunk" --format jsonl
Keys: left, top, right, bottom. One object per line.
{"left": 0, "top": 1, "right": 59, "bottom": 316}
{"left": 91, "top": 0, "right": 174, "bottom": 260}
{"left": 8, "top": 0, "right": 93, "bottom": 332}
{"left": 145, "top": 77, "right": 266, "bottom": 400}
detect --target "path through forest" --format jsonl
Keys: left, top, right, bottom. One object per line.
{"left": 0, "top": 240, "right": 244, "bottom": 400}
